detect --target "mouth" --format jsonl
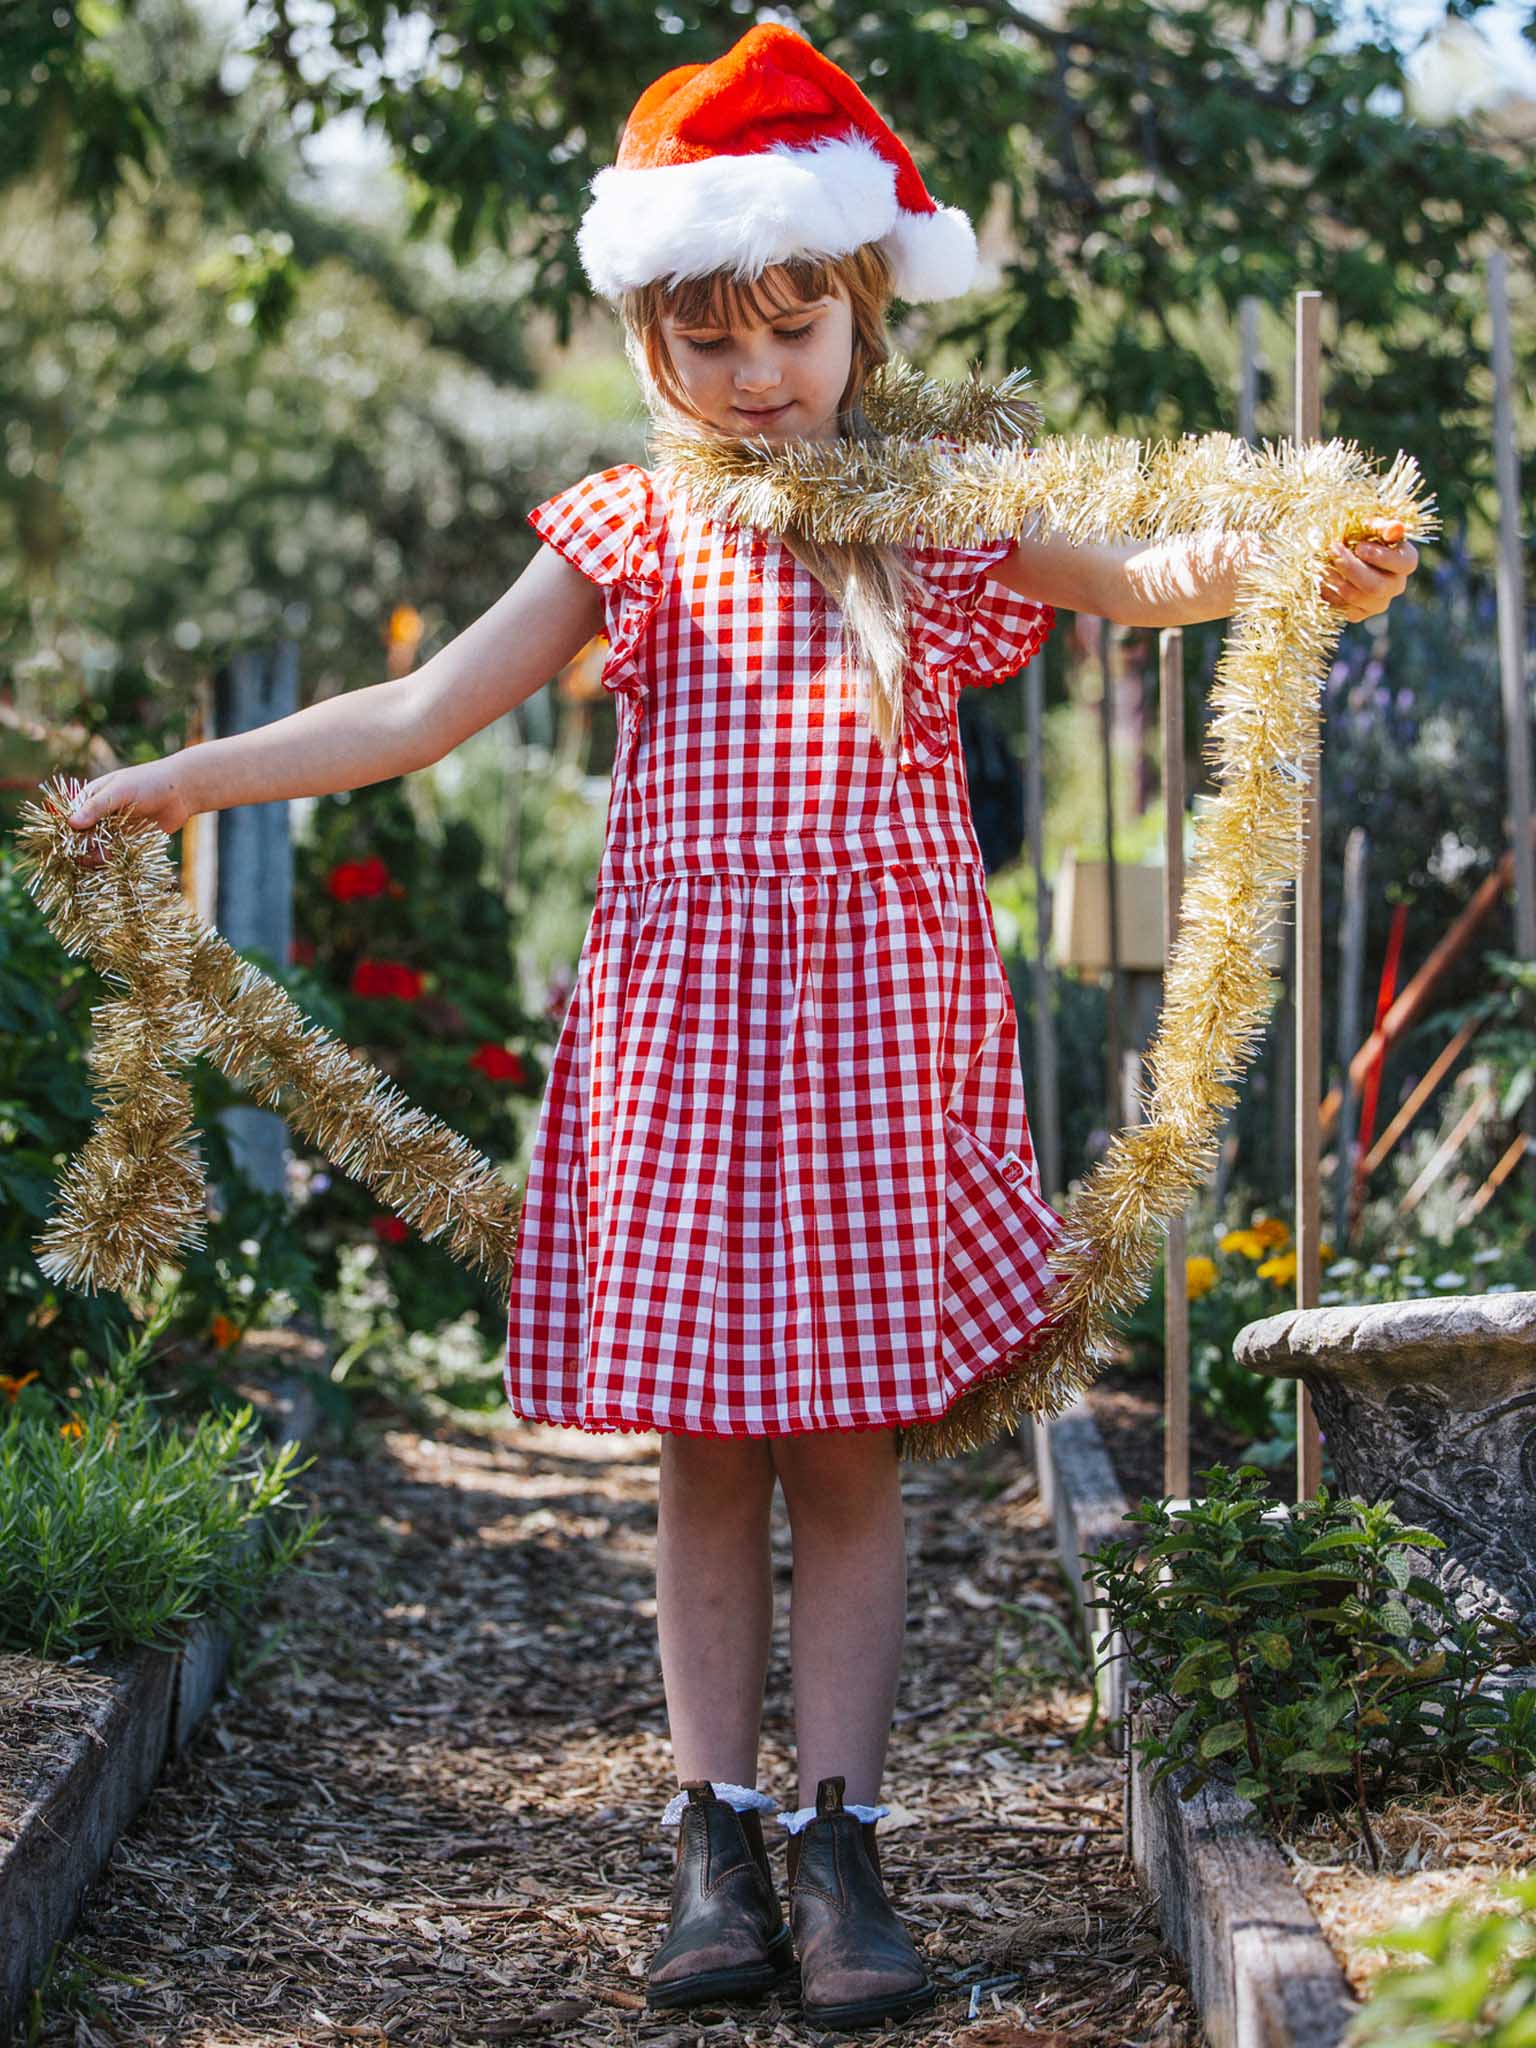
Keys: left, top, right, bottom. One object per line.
{"left": 734, "top": 402, "right": 792, "bottom": 422}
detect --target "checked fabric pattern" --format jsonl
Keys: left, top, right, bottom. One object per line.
{"left": 504, "top": 458, "right": 1065, "bottom": 1439}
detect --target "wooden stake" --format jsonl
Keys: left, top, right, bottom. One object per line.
{"left": 1025, "top": 654, "right": 1062, "bottom": 1204}
{"left": 1293, "top": 290, "right": 1324, "bottom": 1503}
{"left": 1465, "top": 1131, "right": 1532, "bottom": 1220}
{"left": 1100, "top": 618, "right": 1124, "bottom": 1140}
{"left": 1401, "top": 1082, "right": 1498, "bottom": 1216}
{"left": 1319, "top": 827, "right": 1536, "bottom": 1136}
{"left": 1161, "top": 624, "right": 1189, "bottom": 1501}
{"left": 1332, "top": 827, "right": 1369, "bottom": 1247}
{"left": 1488, "top": 246, "right": 1536, "bottom": 1196}
{"left": 1360, "top": 1013, "right": 1485, "bottom": 1180}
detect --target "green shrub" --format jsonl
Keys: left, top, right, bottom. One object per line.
{"left": 1086, "top": 1464, "right": 1536, "bottom": 1863}
{"left": 0, "top": 1300, "right": 328, "bottom": 1659}
{"left": 1347, "top": 1871, "right": 1536, "bottom": 2047}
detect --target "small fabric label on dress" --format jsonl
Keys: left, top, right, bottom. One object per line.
{"left": 1000, "top": 1150, "right": 1026, "bottom": 1185}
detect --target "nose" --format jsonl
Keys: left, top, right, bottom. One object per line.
{"left": 733, "top": 350, "right": 783, "bottom": 397}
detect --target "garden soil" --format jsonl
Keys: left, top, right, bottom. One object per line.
{"left": 21, "top": 1402, "right": 1200, "bottom": 2045}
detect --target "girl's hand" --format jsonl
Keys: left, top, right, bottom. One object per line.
{"left": 1320, "top": 518, "right": 1420, "bottom": 623}
{"left": 64, "top": 760, "right": 197, "bottom": 865}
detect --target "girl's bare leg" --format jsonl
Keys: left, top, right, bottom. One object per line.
{"left": 655, "top": 1433, "right": 778, "bottom": 1785}
{"left": 770, "top": 1428, "right": 906, "bottom": 1809}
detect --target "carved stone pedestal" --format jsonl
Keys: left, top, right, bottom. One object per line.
{"left": 1232, "top": 1293, "right": 1536, "bottom": 1633}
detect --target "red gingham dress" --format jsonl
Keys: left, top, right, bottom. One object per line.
{"left": 503, "top": 456, "right": 1066, "bottom": 1441}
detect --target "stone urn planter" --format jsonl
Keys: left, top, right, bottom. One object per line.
{"left": 1232, "top": 1292, "right": 1536, "bottom": 1634}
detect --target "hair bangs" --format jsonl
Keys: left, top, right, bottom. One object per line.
{"left": 662, "top": 257, "right": 836, "bottom": 333}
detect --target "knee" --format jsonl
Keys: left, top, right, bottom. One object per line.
{"left": 772, "top": 1429, "right": 901, "bottom": 1527}
{"left": 661, "top": 1433, "right": 776, "bottom": 1520}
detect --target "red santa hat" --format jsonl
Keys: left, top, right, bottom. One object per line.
{"left": 577, "top": 23, "right": 979, "bottom": 305}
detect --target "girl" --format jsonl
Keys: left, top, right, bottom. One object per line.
{"left": 65, "top": 22, "right": 1419, "bottom": 2031}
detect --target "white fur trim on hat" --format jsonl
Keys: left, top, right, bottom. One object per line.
{"left": 578, "top": 132, "right": 975, "bottom": 302}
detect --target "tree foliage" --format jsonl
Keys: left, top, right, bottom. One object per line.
{"left": 6, "top": 0, "right": 1532, "bottom": 550}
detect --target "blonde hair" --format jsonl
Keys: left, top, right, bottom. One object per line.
{"left": 618, "top": 244, "right": 923, "bottom": 760}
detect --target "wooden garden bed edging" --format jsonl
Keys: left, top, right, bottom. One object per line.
{"left": 1026, "top": 1404, "right": 1361, "bottom": 2044}
{"left": 0, "top": 1341, "right": 324, "bottom": 2047}
{"left": 1127, "top": 1698, "right": 1361, "bottom": 2048}
{"left": 1026, "top": 1398, "right": 1137, "bottom": 1747}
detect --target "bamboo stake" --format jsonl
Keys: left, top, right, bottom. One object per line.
{"left": 1360, "top": 1013, "right": 1485, "bottom": 1180}
{"left": 1319, "top": 827, "right": 1536, "bottom": 1136}
{"left": 1464, "top": 1131, "right": 1532, "bottom": 1220}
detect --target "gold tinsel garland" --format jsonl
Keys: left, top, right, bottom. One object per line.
{"left": 14, "top": 357, "right": 1436, "bottom": 1463}
{"left": 13, "top": 779, "right": 522, "bottom": 1296}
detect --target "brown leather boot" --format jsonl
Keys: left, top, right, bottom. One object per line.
{"left": 645, "top": 1781, "right": 794, "bottom": 2010}
{"left": 786, "top": 1775, "right": 938, "bottom": 2030}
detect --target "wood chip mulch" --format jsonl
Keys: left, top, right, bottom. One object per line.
{"left": 1285, "top": 1787, "right": 1536, "bottom": 2000}
{"left": 26, "top": 1404, "right": 1202, "bottom": 2046}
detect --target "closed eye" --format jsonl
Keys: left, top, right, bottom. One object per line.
{"left": 684, "top": 324, "right": 816, "bottom": 355}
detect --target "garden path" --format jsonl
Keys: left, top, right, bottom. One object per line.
{"left": 36, "top": 1401, "right": 1199, "bottom": 2044}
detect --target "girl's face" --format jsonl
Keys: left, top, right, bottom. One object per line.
{"left": 658, "top": 274, "right": 855, "bottom": 444}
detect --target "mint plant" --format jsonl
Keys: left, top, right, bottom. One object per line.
{"left": 1346, "top": 1870, "right": 1536, "bottom": 2046}
{"left": 1085, "top": 1464, "right": 1536, "bottom": 1863}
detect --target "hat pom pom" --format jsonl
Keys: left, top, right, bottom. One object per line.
{"left": 885, "top": 205, "right": 979, "bottom": 302}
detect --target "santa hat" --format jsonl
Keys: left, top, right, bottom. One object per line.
{"left": 576, "top": 23, "right": 979, "bottom": 305}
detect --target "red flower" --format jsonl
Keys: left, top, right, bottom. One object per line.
{"left": 289, "top": 937, "right": 316, "bottom": 966}
{"left": 350, "top": 958, "right": 424, "bottom": 1000}
{"left": 469, "top": 1043, "right": 527, "bottom": 1084}
{"left": 369, "top": 1215, "right": 409, "bottom": 1244}
{"left": 327, "top": 855, "right": 393, "bottom": 902}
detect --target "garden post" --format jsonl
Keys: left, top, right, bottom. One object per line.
{"left": 1293, "top": 290, "right": 1325, "bottom": 1501}
{"left": 1487, "top": 246, "right": 1536, "bottom": 1196}
{"left": 1024, "top": 651, "right": 1062, "bottom": 1205}
{"left": 1160, "top": 621, "right": 1190, "bottom": 1500}
{"left": 211, "top": 642, "right": 299, "bottom": 1201}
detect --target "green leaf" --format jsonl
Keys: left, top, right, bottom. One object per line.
{"left": 1279, "top": 1750, "right": 1353, "bottom": 1774}
{"left": 1172, "top": 1644, "right": 1228, "bottom": 1692}
{"left": 1199, "top": 1722, "right": 1249, "bottom": 1761}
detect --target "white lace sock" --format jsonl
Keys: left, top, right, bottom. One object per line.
{"left": 659, "top": 1781, "right": 782, "bottom": 1829}
{"left": 778, "top": 1800, "right": 890, "bottom": 1834}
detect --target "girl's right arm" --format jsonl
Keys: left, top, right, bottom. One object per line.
{"left": 65, "top": 544, "right": 604, "bottom": 843}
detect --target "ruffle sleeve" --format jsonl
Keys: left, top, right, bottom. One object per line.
{"left": 895, "top": 534, "right": 1056, "bottom": 771}
{"left": 904, "top": 537, "right": 1056, "bottom": 693}
{"left": 526, "top": 463, "right": 664, "bottom": 699}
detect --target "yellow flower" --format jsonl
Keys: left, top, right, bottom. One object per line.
{"left": 1320, "top": 1241, "right": 1336, "bottom": 1264}
{"left": 1220, "top": 1229, "right": 1269, "bottom": 1261}
{"left": 58, "top": 1416, "right": 85, "bottom": 1441}
{"left": 1186, "top": 1255, "right": 1219, "bottom": 1300}
{"left": 1252, "top": 1216, "right": 1291, "bottom": 1250}
{"left": 1258, "top": 1250, "right": 1298, "bottom": 1286}
{"left": 0, "top": 1370, "right": 39, "bottom": 1402}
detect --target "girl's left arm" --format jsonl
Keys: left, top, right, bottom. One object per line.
{"left": 987, "top": 520, "right": 1420, "bottom": 627}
